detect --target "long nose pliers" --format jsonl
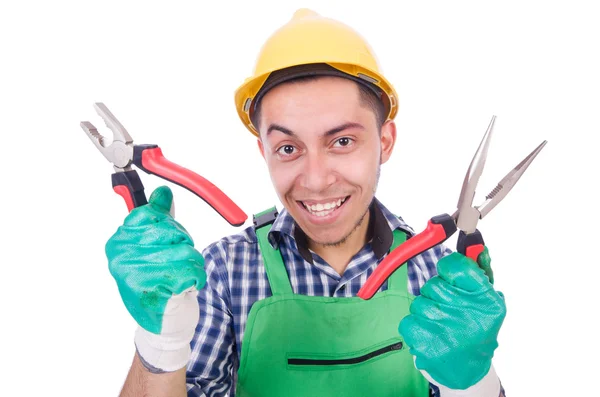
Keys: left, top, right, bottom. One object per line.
{"left": 358, "top": 116, "right": 547, "bottom": 299}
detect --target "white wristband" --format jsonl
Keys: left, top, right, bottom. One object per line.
{"left": 135, "top": 326, "right": 192, "bottom": 372}
{"left": 425, "top": 365, "right": 501, "bottom": 397}
{"left": 134, "top": 287, "right": 199, "bottom": 372}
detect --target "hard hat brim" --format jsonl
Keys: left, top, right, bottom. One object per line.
{"left": 235, "top": 63, "right": 397, "bottom": 137}
{"left": 252, "top": 63, "right": 386, "bottom": 113}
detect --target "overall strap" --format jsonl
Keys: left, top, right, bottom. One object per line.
{"left": 386, "top": 229, "right": 409, "bottom": 292}
{"left": 254, "top": 207, "right": 293, "bottom": 296}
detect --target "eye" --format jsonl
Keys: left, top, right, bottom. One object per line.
{"left": 276, "top": 144, "right": 297, "bottom": 156}
{"left": 333, "top": 137, "right": 354, "bottom": 148}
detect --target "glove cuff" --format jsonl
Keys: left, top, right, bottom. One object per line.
{"left": 435, "top": 365, "right": 501, "bottom": 397}
{"left": 134, "top": 326, "right": 191, "bottom": 373}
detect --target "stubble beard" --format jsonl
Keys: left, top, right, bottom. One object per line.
{"left": 315, "top": 164, "right": 381, "bottom": 248}
{"left": 317, "top": 206, "right": 370, "bottom": 248}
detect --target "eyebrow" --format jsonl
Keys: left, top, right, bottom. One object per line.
{"left": 323, "top": 122, "right": 364, "bottom": 137}
{"left": 267, "top": 123, "right": 294, "bottom": 136}
{"left": 266, "top": 122, "right": 364, "bottom": 137}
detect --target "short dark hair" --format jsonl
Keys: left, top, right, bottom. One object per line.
{"left": 250, "top": 75, "right": 386, "bottom": 134}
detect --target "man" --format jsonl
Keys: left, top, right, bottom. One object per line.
{"left": 106, "top": 9, "right": 506, "bottom": 397}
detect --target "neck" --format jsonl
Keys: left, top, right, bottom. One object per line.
{"left": 308, "top": 210, "right": 372, "bottom": 276}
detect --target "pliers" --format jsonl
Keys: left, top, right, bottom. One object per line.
{"left": 358, "top": 116, "right": 547, "bottom": 300}
{"left": 80, "top": 102, "right": 247, "bottom": 227}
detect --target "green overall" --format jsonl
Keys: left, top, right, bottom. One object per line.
{"left": 235, "top": 213, "right": 429, "bottom": 397}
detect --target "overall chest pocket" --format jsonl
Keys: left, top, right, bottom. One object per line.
{"left": 286, "top": 338, "right": 405, "bottom": 371}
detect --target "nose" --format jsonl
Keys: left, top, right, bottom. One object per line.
{"left": 298, "top": 151, "right": 336, "bottom": 192}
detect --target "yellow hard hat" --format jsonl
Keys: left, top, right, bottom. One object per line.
{"left": 234, "top": 8, "right": 399, "bottom": 136}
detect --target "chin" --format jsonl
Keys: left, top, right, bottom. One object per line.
{"left": 296, "top": 205, "right": 368, "bottom": 247}
{"left": 306, "top": 227, "right": 351, "bottom": 246}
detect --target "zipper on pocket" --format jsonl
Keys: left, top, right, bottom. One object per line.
{"left": 288, "top": 341, "right": 403, "bottom": 366}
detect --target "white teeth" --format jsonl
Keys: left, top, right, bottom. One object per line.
{"left": 303, "top": 197, "right": 347, "bottom": 215}
{"left": 314, "top": 210, "right": 332, "bottom": 217}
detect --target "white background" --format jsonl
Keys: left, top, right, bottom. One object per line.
{"left": 1, "top": 0, "right": 597, "bottom": 395}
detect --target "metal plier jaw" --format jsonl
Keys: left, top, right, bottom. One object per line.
{"left": 358, "top": 116, "right": 547, "bottom": 300}
{"left": 80, "top": 103, "right": 247, "bottom": 226}
{"left": 81, "top": 103, "right": 134, "bottom": 171}
{"left": 453, "top": 116, "right": 547, "bottom": 234}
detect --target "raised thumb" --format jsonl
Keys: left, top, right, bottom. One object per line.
{"left": 148, "top": 186, "right": 174, "bottom": 215}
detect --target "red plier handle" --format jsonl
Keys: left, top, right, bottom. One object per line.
{"left": 112, "top": 144, "right": 247, "bottom": 227}
{"left": 357, "top": 214, "right": 457, "bottom": 300}
{"left": 112, "top": 169, "right": 147, "bottom": 210}
{"left": 457, "top": 229, "right": 486, "bottom": 262}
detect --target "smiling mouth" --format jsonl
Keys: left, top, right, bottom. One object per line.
{"left": 299, "top": 196, "right": 349, "bottom": 217}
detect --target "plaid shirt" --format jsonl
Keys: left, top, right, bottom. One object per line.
{"left": 186, "top": 198, "right": 452, "bottom": 396}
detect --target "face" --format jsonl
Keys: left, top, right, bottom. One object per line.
{"left": 257, "top": 76, "right": 396, "bottom": 246}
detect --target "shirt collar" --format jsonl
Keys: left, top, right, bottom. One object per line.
{"left": 267, "top": 198, "right": 415, "bottom": 264}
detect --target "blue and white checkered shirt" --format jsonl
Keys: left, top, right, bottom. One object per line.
{"left": 186, "top": 198, "right": 452, "bottom": 396}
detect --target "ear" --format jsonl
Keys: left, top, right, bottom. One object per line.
{"left": 380, "top": 120, "right": 397, "bottom": 164}
{"left": 257, "top": 137, "right": 266, "bottom": 160}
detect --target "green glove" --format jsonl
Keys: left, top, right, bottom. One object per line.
{"left": 398, "top": 248, "right": 506, "bottom": 391}
{"left": 106, "top": 186, "right": 206, "bottom": 371}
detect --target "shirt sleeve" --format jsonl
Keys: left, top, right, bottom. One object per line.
{"left": 186, "top": 242, "right": 237, "bottom": 397}
{"left": 407, "top": 242, "right": 453, "bottom": 296}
